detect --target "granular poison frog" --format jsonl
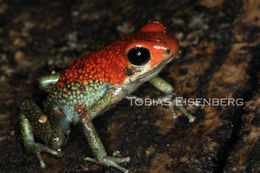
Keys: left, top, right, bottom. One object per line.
{"left": 20, "top": 21, "right": 195, "bottom": 173}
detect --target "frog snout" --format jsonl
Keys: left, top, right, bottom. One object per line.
{"left": 164, "top": 35, "right": 179, "bottom": 56}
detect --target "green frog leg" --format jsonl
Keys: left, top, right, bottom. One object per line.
{"left": 39, "top": 73, "right": 60, "bottom": 92}
{"left": 19, "top": 100, "right": 63, "bottom": 168}
{"left": 81, "top": 87, "right": 130, "bottom": 173}
{"left": 149, "top": 76, "right": 196, "bottom": 123}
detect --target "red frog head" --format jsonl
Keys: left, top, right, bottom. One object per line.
{"left": 122, "top": 21, "right": 178, "bottom": 85}
{"left": 55, "top": 21, "right": 179, "bottom": 89}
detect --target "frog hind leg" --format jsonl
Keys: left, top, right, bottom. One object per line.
{"left": 19, "top": 100, "right": 62, "bottom": 168}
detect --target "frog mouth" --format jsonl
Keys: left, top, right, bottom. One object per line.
{"left": 137, "top": 56, "right": 173, "bottom": 81}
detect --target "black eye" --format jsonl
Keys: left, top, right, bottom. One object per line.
{"left": 127, "top": 47, "right": 151, "bottom": 66}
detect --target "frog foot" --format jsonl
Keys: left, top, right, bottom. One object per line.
{"left": 25, "top": 142, "right": 63, "bottom": 168}
{"left": 161, "top": 94, "right": 196, "bottom": 123}
{"left": 84, "top": 155, "right": 130, "bottom": 173}
{"left": 169, "top": 104, "right": 196, "bottom": 123}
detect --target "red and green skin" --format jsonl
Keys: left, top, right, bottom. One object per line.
{"left": 20, "top": 21, "right": 179, "bottom": 172}
{"left": 54, "top": 21, "right": 178, "bottom": 87}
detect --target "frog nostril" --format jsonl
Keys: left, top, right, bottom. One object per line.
{"left": 165, "top": 49, "right": 171, "bottom": 54}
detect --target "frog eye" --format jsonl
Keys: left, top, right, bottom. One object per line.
{"left": 127, "top": 47, "right": 151, "bottom": 66}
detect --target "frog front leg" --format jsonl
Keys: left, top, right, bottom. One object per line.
{"left": 149, "top": 76, "right": 196, "bottom": 123}
{"left": 81, "top": 87, "right": 130, "bottom": 173}
{"left": 19, "top": 100, "right": 63, "bottom": 168}
{"left": 39, "top": 73, "right": 60, "bottom": 92}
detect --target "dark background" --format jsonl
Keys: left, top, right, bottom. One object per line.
{"left": 0, "top": 0, "right": 260, "bottom": 172}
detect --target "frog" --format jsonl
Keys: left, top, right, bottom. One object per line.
{"left": 19, "top": 21, "right": 195, "bottom": 173}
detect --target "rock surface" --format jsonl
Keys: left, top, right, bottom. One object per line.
{"left": 0, "top": 0, "right": 259, "bottom": 172}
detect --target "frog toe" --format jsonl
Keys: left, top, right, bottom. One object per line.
{"left": 40, "top": 144, "right": 63, "bottom": 157}
{"left": 98, "top": 156, "right": 129, "bottom": 173}
{"left": 106, "top": 156, "right": 130, "bottom": 164}
{"left": 167, "top": 98, "right": 196, "bottom": 122}
{"left": 84, "top": 155, "right": 130, "bottom": 173}
{"left": 35, "top": 151, "right": 46, "bottom": 168}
